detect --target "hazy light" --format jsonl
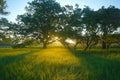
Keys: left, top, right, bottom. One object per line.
{"left": 65, "top": 39, "right": 75, "bottom": 44}
{"left": 54, "top": 37, "right": 59, "bottom": 40}
{"left": 49, "top": 41, "right": 64, "bottom": 47}
{"left": 36, "top": 48, "right": 80, "bottom": 65}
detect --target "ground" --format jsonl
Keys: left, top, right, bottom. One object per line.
{"left": 0, "top": 47, "right": 120, "bottom": 80}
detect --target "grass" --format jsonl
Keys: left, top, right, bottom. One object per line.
{"left": 0, "top": 47, "right": 120, "bottom": 80}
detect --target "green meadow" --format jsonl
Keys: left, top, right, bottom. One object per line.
{"left": 0, "top": 47, "right": 120, "bottom": 80}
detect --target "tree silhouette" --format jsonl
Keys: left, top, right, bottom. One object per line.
{"left": 56, "top": 5, "right": 75, "bottom": 46}
{"left": 98, "top": 6, "right": 120, "bottom": 49}
{"left": 0, "top": 0, "right": 8, "bottom": 15}
{"left": 17, "top": 0, "right": 62, "bottom": 48}
{"left": 80, "top": 6, "right": 99, "bottom": 50}
{"left": 0, "top": 0, "right": 9, "bottom": 45}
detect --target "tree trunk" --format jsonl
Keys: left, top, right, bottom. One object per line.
{"left": 74, "top": 44, "right": 77, "bottom": 50}
{"left": 43, "top": 42, "right": 47, "bottom": 49}
{"left": 74, "top": 41, "right": 80, "bottom": 50}
{"left": 84, "top": 44, "right": 89, "bottom": 51}
{"left": 102, "top": 40, "right": 107, "bottom": 49}
{"left": 102, "top": 33, "right": 107, "bottom": 49}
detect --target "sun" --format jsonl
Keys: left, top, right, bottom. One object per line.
{"left": 48, "top": 36, "right": 64, "bottom": 47}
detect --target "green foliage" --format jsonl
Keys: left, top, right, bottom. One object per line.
{"left": 0, "top": 18, "right": 13, "bottom": 45}
{"left": 0, "top": 0, "right": 8, "bottom": 15}
{"left": 57, "top": 5, "right": 83, "bottom": 47}
{"left": 12, "top": 43, "right": 25, "bottom": 48}
{"left": 0, "top": 0, "right": 10, "bottom": 44}
{"left": 98, "top": 6, "right": 120, "bottom": 34}
{"left": 97, "top": 6, "right": 120, "bottom": 49}
{"left": 17, "top": 0, "right": 62, "bottom": 48}
{"left": 9, "top": 2, "right": 120, "bottom": 50}
{"left": 11, "top": 38, "right": 35, "bottom": 48}
{"left": 77, "top": 7, "right": 99, "bottom": 50}
{"left": 103, "top": 33, "right": 120, "bottom": 48}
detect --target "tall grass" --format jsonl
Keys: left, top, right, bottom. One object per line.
{"left": 0, "top": 47, "right": 120, "bottom": 80}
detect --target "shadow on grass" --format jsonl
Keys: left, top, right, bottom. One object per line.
{"left": 70, "top": 49, "right": 120, "bottom": 80}
{"left": 0, "top": 52, "right": 31, "bottom": 68}
{"left": 0, "top": 51, "right": 32, "bottom": 80}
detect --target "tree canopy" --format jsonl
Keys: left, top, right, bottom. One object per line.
{"left": 0, "top": 0, "right": 8, "bottom": 15}
{"left": 17, "top": 0, "right": 62, "bottom": 48}
{"left": 4, "top": 0, "right": 120, "bottom": 50}
{"left": 97, "top": 6, "right": 120, "bottom": 49}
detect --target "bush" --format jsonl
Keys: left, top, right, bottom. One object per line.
{"left": 12, "top": 44, "right": 25, "bottom": 48}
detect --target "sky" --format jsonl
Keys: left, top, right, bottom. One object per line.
{"left": 2, "top": 0, "right": 120, "bottom": 22}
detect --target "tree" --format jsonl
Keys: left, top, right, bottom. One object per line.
{"left": 70, "top": 6, "right": 99, "bottom": 51}
{"left": 0, "top": 0, "right": 8, "bottom": 15}
{"left": 68, "top": 4, "right": 83, "bottom": 49}
{"left": 0, "top": 18, "right": 9, "bottom": 38}
{"left": 56, "top": 4, "right": 83, "bottom": 48}
{"left": 103, "top": 33, "right": 120, "bottom": 48}
{"left": 97, "top": 6, "right": 120, "bottom": 49}
{"left": 17, "top": 0, "right": 62, "bottom": 48}
{"left": 55, "top": 5, "right": 75, "bottom": 46}
{"left": 0, "top": 0, "right": 10, "bottom": 46}
{"left": 79, "top": 6, "right": 99, "bottom": 50}
{"left": 0, "top": 0, "right": 8, "bottom": 40}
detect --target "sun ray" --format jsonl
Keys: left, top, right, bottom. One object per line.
{"left": 34, "top": 48, "right": 81, "bottom": 66}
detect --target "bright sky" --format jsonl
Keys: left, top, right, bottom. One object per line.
{"left": 2, "top": 0, "right": 120, "bottom": 22}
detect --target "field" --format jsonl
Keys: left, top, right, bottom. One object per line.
{"left": 0, "top": 47, "right": 120, "bottom": 80}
